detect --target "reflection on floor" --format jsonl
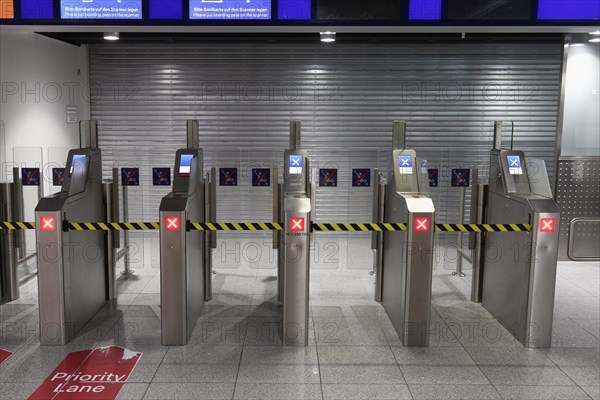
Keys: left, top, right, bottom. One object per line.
{"left": 1, "top": 235, "right": 599, "bottom": 399}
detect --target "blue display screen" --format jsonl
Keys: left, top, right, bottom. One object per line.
{"left": 150, "top": 0, "right": 182, "bottom": 19}
{"left": 507, "top": 155, "right": 523, "bottom": 175}
{"left": 409, "top": 0, "right": 441, "bottom": 20}
{"left": 289, "top": 155, "right": 303, "bottom": 175}
{"left": 538, "top": 0, "right": 600, "bottom": 20}
{"left": 61, "top": 0, "right": 142, "bottom": 19}
{"left": 21, "top": 0, "right": 54, "bottom": 18}
{"left": 70, "top": 154, "right": 87, "bottom": 175}
{"left": 278, "top": 0, "right": 310, "bottom": 20}
{"left": 399, "top": 155, "right": 413, "bottom": 175}
{"left": 179, "top": 154, "right": 194, "bottom": 176}
{"left": 190, "top": 0, "right": 271, "bottom": 20}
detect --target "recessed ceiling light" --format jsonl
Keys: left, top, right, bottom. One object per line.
{"left": 589, "top": 30, "right": 600, "bottom": 35}
{"left": 589, "top": 38, "right": 600, "bottom": 43}
{"left": 103, "top": 32, "right": 120, "bottom": 41}
{"left": 320, "top": 32, "right": 336, "bottom": 43}
{"left": 569, "top": 43, "right": 585, "bottom": 47}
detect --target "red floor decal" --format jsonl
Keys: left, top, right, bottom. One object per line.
{"left": 0, "top": 348, "right": 13, "bottom": 364}
{"left": 28, "top": 346, "right": 142, "bottom": 400}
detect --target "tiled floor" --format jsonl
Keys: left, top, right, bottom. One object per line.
{"left": 1, "top": 235, "right": 599, "bottom": 399}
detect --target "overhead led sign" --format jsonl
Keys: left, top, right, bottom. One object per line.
{"left": 190, "top": 0, "right": 271, "bottom": 20}
{"left": 61, "top": 0, "right": 142, "bottom": 19}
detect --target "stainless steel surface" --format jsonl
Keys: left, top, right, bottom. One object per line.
{"left": 204, "top": 169, "right": 213, "bottom": 302}
{"left": 103, "top": 179, "right": 117, "bottom": 301}
{"left": 483, "top": 148, "right": 560, "bottom": 348}
{"left": 12, "top": 167, "right": 25, "bottom": 260}
{"left": 290, "top": 120, "right": 301, "bottom": 150}
{"left": 210, "top": 167, "right": 217, "bottom": 249}
{"left": 1, "top": 182, "right": 19, "bottom": 302}
{"left": 90, "top": 41, "right": 561, "bottom": 225}
{"left": 273, "top": 167, "right": 280, "bottom": 249}
{"left": 310, "top": 167, "right": 317, "bottom": 224}
{"left": 160, "top": 148, "right": 205, "bottom": 346}
{"left": 470, "top": 183, "right": 487, "bottom": 303}
{"left": 283, "top": 197, "right": 311, "bottom": 347}
{"left": 493, "top": 121, "right": 503, "bottom": 150}
{"left": 187, "top": 120, "right": 199, "bottom": 149}
{"left": 277, "top": 187, "right": 284, "bottom": 303}
{"left": 79, "top": 120, "right": 98, "bottom": 149}
{"left": 568, "top": 218, "right": 600, "bottom": 261}
{"left": 392, "top": 120, "right": 406, "bottom": 150}
{"left": 371, "top": 170, "right": 385, "bottom": 303}
{"left": 555, "top": 156, "right": 600, "bottom": 261}
{"left": 121, "top": 184, "right": 132, "bottom": 277}
{"left": 35, "top": 148, "right": 106, "bottom": 345}
{"left": 452, "top": 186, "right": 467, "bottom": 278}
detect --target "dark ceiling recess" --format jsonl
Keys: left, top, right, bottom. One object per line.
{"left": 40, "top": 32, "right": 564, "bottom": 46}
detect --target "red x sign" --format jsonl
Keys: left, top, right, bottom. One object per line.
{"left": 415, "top": 217, "right": 430, "bottom": 232}
{"left": 540, "top": 218, "right": 555, "bottom": 233}
{"left": 165, "top": 216, "right": 180, "bottom": 231}
{"left": 290, "top": 217, "right": 305, "bottom": 232}
{"left": 40, "top": 216, "right": 55, "bottom": 231}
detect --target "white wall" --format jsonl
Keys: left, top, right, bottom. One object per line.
{"left": 0, "top": 29, "right": 90, "bottom": 193}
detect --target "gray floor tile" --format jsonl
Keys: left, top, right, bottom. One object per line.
{"left": 116, "top": 383, "right": 150, "bottom": 400}
{"left": 153, "top": 363, "right": 240, "bottom": 383}
{"left": 480, "top": 366, "right": 576, "bottom": 386}
{"left": 574, "top": 319, "right": 600, "bottom": 339}
{"left": 234, "top": 383, "right": 322, "bottom": 400}
{"left": 554, "top": 296, "right": 600, "bottom": 320}
{"left": 409, "top": 384, "right": 501, "bottom": 399}
{"left": 400, "top": 365, "right": 489, "bottom": 385}
{"left": 201, "top": 304, "right": 252, "bottom": 318}
{"left": 0, "top": 382, "right": 40, "bottom": 400}
{"left": 245, "top": 317, "right": 283, "bottom": 346}
{"left": 494, "top": 385, "right": 591, "bottom": 399}
{"left": 552, "top": 319, "right": 600, "bottom": 348}
{"left": 444, "top": 319, "right": 524, "bottom": 348}
{"left": 322, "top": 383, "right": 412, "bottom": 400}
{"left": 311, "top": 306, "right": 345, "bottom": 319}
{"left": 465, "top": 346, "right": 551, "bottom": 366}
{"left": 236, "top": 364, "right": 321, "bottom": 384}
{"left": 392, "top": 346, "right": 475, "bottom": 366}
{"left": 560, "top": 367, "right": 600, "bottom": 387}
{"left": 318, "top": 345, "right": 397, "bottom": 365}
{"left": 313, "top": 317, "right": 388, "bottom": 346}
{"left": 241, "top": 345, "right": 318, "bottom": 365}
{"left": 143, "top": 383, "right": 235, "bottom": 399}
{"left": 433, "top": 300, "right": 495, "bottom": 321}
{"left": 582, "top": 386, "right": 600, "bottom": 400}
{"left": 319, "top": 365, "right": 405, "bottom": 384}
{"left": 191, "top": 316, "right": 248, "bottom": 346}
{"left": 542, "top": 347, "right": 600, "bottom": 367}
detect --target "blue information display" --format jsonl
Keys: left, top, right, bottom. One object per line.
{"left": 252, "top": 168, "right": 270, "bottom": 187}
{"left": 61, "top": 0, "right": 142, "bottom": 19}
{"left": 451, "top": 169, "right": 470, "bottom": 187}
{"left": 538, "top": 0, "right": 600, "bottom": 20}
{"left": 507, "top": 156, "right": 523, "bottom": 175}
{"left": 52, "top": 168, "right": 66, "bottom": 186}
{"left": 121, "top": 168, "right": 140, "bottom": 186}
{"left": 352, "top": 169, "right": 371, "bottom": 187}
{"left": 319, "top": 169, "right": 338, "bottom": 187}
{"left": 21, "top": 0, "right": 54, "bottom": 18}
{"left": 190, "top": 0, "right": 271, "bottom": 20}
{"left": 399, "top": 155, "right": 413, "bottom": 175}
{"left": 409, "top": 0, "right": 441, "bottom": 20}
{"left": 153, "top": 168, "right": 171, "bottom": 186}
{"left": 220, "top": 168, "right": 238, "bottom": 186}
{"left": 150, "top": 0, "right": 182, "bottom": 19}
{"left": 289, "top": 155, "right": 303, "bottom": 175}
{"left": 428, "top": 169, "right": 438, "bottom": 187}
{"left": 278, "top": 0, "right": 310, "bottom": 20}
{"left": 70, "top": 154, "right": 87, "bottom": 175}
{"left": 22, "top": 168, "right": 40, "bottom": 186}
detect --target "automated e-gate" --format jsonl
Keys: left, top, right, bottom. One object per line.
{"left": 34, "top": 121, "right": 107, "bottom": 345}
{"left": 371, "top": 121, "right": 436, "bottom": 347}
{"left": 279, "top": 121, "right": 312, "bottom": 347}
{"left": 159, "top": 121, "right": 216, "bottom": 346}
{"left": 477, "top": 122, "right": 561, "bottom": 348}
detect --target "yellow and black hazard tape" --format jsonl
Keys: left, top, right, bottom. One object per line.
{"left": 0, "top": 221, "right": 36, "bottom": 230}
{"left": 312, "top": 223, "right": 408, "bottom": 232}
{"left": 67, "top": 222, "right": 160, "bottom": 231}
{"left": 188, "top": 222, "right": 283, "bottom": 231}
{"left": 435, "top": 223, "right": 531, "bottom": 232}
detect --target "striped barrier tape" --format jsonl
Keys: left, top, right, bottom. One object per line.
{"left": 1, "top": 221, "right": 532, "bottom": 233}
{"left": 188, "top": 222, "right": 283, "bottom": 231}
{"left": 0, "top": 221, "right": 36, "bottom": 230}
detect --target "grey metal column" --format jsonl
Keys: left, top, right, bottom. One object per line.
{"left": 371, "top": 169, "right": 385, "bottom": 303}
{"left": 103, "top": 176, "right": 119, "bottom": 301}
{"left": 204, "top": 167, "right": 216, "bottom": 302}
{"left": 283, "top": 197, "right": 311, "bottom": 346}
{"left": 1, "top": 182, "right": 19, "bottom": 302}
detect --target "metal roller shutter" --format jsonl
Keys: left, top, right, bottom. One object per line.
{"left": 89, "top": 40, "right": 562, "bottom": 226}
